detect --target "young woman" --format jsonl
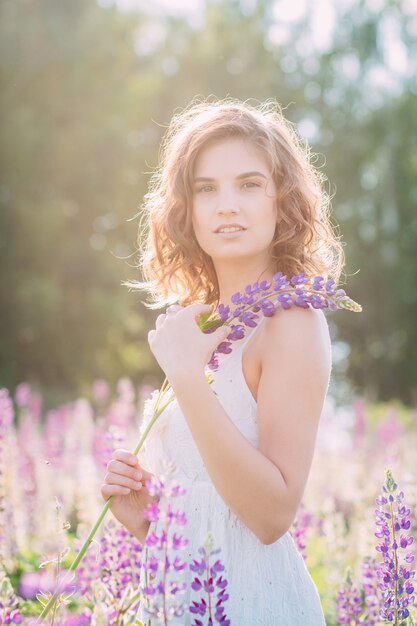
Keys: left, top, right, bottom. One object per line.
{"left": 101, "top": 99, "right": 344, "bottom": 624}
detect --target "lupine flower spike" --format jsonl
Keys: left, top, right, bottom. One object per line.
{"left": 141, "top": 461, "right": 189, "bottom": 624}
{"left": 37, "top": 380, "right": 176, "bottom": 621}
{"left": 0, "top": 567, "right": 24, "bottom": 625}
{"left": 375, "top": 469, "right": 415, "bottom": 624}
{"left": 290, "top": 504, "right": 315, "bottom": 561}
{"left": 198, "top": 272, "right": 362, "bottom": 370}
{"left": 75, "top": 519, "right": 143, "bottom": 624}
{"left": 189, "top": 531, "right": 230, "bottom": 626}
{"left": 361, "top": 555, "right": 380, "bottom": 626}
{"left": 335, "top": 568, "right": 363, "bottom": 625}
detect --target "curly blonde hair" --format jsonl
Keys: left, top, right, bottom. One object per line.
{"left": 125, "top": 98, "right": 345, "bottom": 309}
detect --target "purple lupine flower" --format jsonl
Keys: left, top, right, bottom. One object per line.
{"left": 325, "top": 278, "right": 336, "bottom": 295}
{"left": 312, "top": 275, "right": 325, "bottom": 290}
{"left": 203, "top": 273, "right": 362, "bottom": 371}
{"left": 73, "top": 519, "right": 142, "bottom": 625}
{"left": 19, "top": 569, "right": 73, "bottom": 601}
{"left": 289, "top": 504, "right": 314, "bottom": 561}
{"left": 0, "top": 568, "right": 23, "bottom": 625}
{"left": 62, "top": 608, "right": 92, "bottom": 625}
{"left": 216, "top": 342, "right": 233, "bottom": 355}
{"left": 277, "top": 292, "right": 293, "bottom": 309}
{"left": 374, "top": 469, "right": 416, "bottom": 623}
{"left": 241, "top": 310, "right": 259, "bottom": 327}
{"left": 245, "top": 281, "right": 262, "bottom": 296}
{"left": 335, "top": 569, "right": 363, "bottom": 624}
{"left": 361, "top": 556, "right": 380, "bottom": 626}
{"left": 258, "top": 298, "right": 275, "bottom": 317}
{"left": 189, "top": 532, "right": 230, "bottom": 626}
{"left": 273, "top": 271, "right": 291, "bottom": 290}
{"left": 217, "top": 304, "right": 230, "bottom": 322}
{"left": 226, "top": 324, "right": 245, "bottom": 341}
{"left": 290, "top": 272, "right": 309, "bottom": 285}
{"left": 141, "top": 462, "right": 189, "bottom": 623}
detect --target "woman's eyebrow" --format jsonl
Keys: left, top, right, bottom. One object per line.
{"left": 193, "top": 171, "right": 268, "bottom": 183}
{"left": 236, "top": 171, "right": 268, "bottom": 180}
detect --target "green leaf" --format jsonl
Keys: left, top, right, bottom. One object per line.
{"left": 198, "top": 312, "right": 224, "bottom": 331}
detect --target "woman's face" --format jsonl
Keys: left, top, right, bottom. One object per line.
{"left": 191, "top": 137, "right": 278, "bottom": 270}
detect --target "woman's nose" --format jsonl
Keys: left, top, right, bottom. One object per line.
{"left": 215, "top": 188, "right": 239, "bottom": 214}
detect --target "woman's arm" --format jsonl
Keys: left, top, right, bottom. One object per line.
{"left": 169, "top": 306, "right": 332, "bottom": 545}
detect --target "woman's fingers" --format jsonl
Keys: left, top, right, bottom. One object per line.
{"left": 155, "top": 313, "right": 167, "bottom": 329}
{"left": 166, "top": 304, "right": 183, "bottom": 314}
{"left": 112, "top": 449, "right": 139, "bottom": 466}
{"left": 101, "top": 483, "right": 131, "bottom": 500}
{"left": 153, "top": 303, "right": 208, "bottom": 335}
{"left": 107, "top": 458, "right": 142, "bottom": 479}
{"left": 108, "top": 449, "right": 152, "bottom": 482}
{"left": 104, "top": 470, "right": 142, "bottom": 491}
{"left": 101, "top": 449, "right": 154, "bottom": 504}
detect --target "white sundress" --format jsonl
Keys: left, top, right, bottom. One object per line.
{"left": 136, "top": 317, "right": 326, "bottom": 625}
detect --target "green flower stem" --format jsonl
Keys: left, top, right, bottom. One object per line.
{"left": 37, "top": 380, "right": 174, "bottom": 622}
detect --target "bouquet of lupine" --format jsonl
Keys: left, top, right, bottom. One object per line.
{"left": 199, "top": 272, "right": 361, "bottom": 370}
{"left": 37, "top": 272, "right": 361, "bottom": 621}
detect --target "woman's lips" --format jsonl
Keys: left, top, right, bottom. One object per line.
{"left": 216, "top": 229, "right": 246, "bottom": 238}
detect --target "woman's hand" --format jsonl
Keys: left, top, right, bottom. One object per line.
{"left": 147, "top": 303, "right": 229, "bottom": 385}
{"left": 101, "top": 449, "right": 159, "bottom": 543}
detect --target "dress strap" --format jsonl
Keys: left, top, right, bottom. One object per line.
{"left": 235, "top": 315, "right": 266, "bottom": 352}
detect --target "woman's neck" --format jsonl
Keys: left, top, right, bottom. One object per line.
{"left": 216, "top": 262, "right": 276, "bottom": 306}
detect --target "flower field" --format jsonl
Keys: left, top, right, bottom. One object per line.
{"left": 0, "top": 381, "right": 416, "bottom": 625}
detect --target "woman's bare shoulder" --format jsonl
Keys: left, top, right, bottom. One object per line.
{"left": 260, "top": 306, "right": 332, "bottom": 364}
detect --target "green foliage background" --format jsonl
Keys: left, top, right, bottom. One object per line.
{"left": 1, "top": 0, "right": 416, "bottom": 408}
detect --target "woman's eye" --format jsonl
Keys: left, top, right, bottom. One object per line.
{"left": 242, "top": 181, "right": 260, "bottom": 189}
{"left": 196, "top": 185, "right": 215, "bottom": 193}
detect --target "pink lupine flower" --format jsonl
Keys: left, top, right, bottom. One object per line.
{"left": 353, "top": 398, "right": 367, "bottom": 447}
{"left": 376, "top": 408, "right": 403, "bottom": 448}
{"left": 141, "top": 465, "right": 189, "bottom": 623}
{"left": 290, "top": 504, "right": 315, "bottom": 561}
{"left": 92, "top": 378, "right": 110, "bottom": 404}
{"left": 14, "top": 383, "right": 31, "bottom": 408}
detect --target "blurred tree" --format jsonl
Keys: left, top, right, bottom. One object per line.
{"left": 0, "top": 0, "right": 161, "bottom": 405}
{"left": 304, "top": 1, "right": 417, "bottom": 404}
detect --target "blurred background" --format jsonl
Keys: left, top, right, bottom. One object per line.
{"left": 1, "top": 0, "right": 417, "bottom": 410}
